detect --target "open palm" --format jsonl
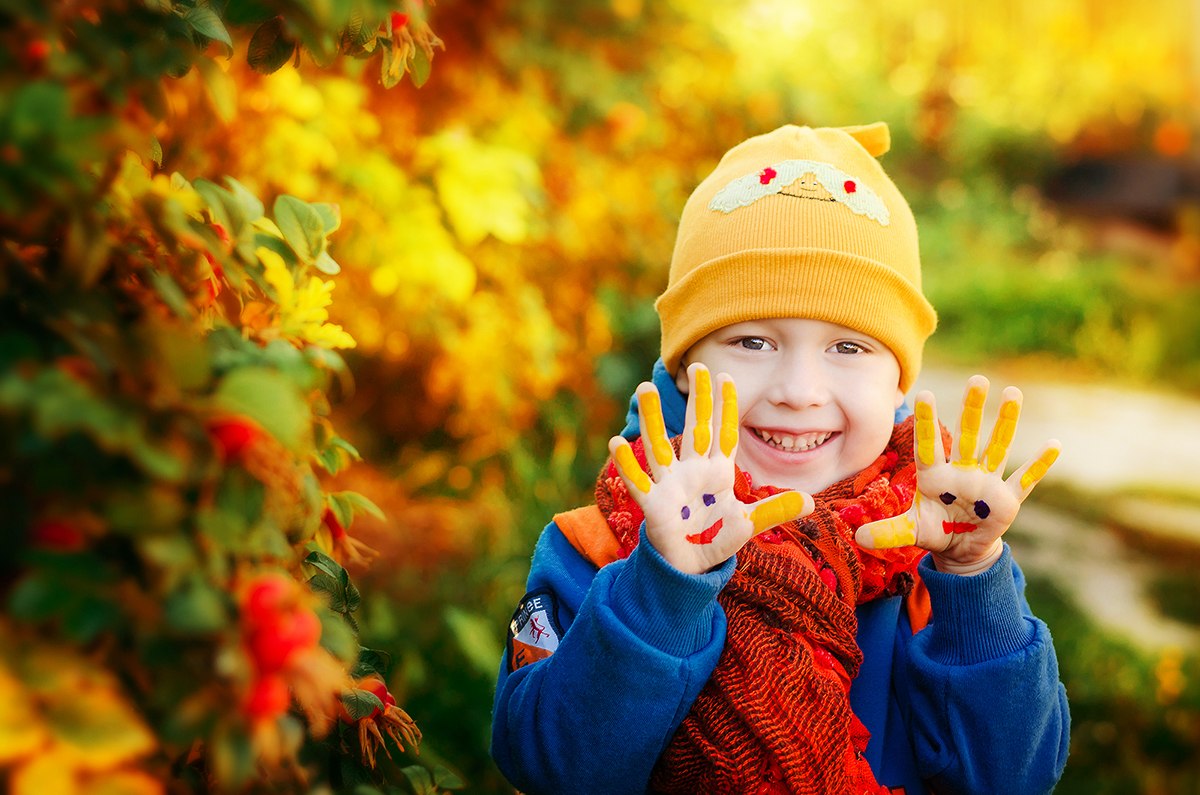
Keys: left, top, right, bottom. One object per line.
{"left": 856, "top": 375, "right": 1061, "bottom": 574}
{"left": 608, "top": 364, "right": 812, "bottom": 576}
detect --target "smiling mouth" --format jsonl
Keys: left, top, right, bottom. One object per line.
{"left": 750, "top": 428, "right": 835, "bottom": 453}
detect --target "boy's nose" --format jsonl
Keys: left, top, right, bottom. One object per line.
{"left": 768, "top": 362, "right": 831, "bottom": 408}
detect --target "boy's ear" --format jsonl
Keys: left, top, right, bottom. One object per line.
{"left": 674, "top": 362, "right": 691, "bottom": 395}
{"left": 894, "top": 387, "right": 906, "bottom": 410}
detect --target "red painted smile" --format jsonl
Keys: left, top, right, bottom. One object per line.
{"left": 942, "top": 521, "right": 976, "bottom": 535}
{"left": 686, "top": 519, "right": 723, "bottom": 545}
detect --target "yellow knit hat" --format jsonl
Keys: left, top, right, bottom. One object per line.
{"left": 656, "top": 123, "right": 937, "bottom": 392}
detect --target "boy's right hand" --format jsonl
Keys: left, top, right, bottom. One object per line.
{"left": 608, "top": 364, "right": 814, "bottom": 575}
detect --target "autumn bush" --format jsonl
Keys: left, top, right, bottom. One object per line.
{"left": 0, "top": 0, "right": 453, "bottom": 792}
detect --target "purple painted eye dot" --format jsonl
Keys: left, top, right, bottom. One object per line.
{"left": 974, "top": 500, "right": 991, "bottom": 519}
{"left": 681, "top": 505, "right": 691, "bottom": 520}
{"left": 939, "top": 492, "right": 956, "bottom": 505}
{"left": 703, "top": 493, "right": 716, "bottom": 507}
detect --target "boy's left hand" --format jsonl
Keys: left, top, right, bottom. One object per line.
{"left": 855, "top": 375, "right": 1062, "bottom": 575}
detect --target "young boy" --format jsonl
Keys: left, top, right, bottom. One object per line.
{"left": 491, "top": 123, "right": 1070, "bottom": 794}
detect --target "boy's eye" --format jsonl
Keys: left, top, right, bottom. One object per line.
{"left": 737, "top": 337, "right": 770, "bottom": 351}
{"left": 832, "top": 341, "right": 867, "bottom": 354}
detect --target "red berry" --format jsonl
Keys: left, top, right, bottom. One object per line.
{"left": 243, "top": 675, "right": 290, "bottom": 722}
{"left": 342, "top": 677, "right": 395, "bottom": 722}
{"left": 322, "top": 507, "right": 347, "bottom": 541}
{"left": 23, "top": 40, "right": 50, "bottom": 71}
{"left": 246, "top": 608, "right": 321, "bottom": 674}
{"left": 207, "top": 417, "right": 262, "bottom": 462}
{"left": 30, "top": 520, "right": 85, "bottom": 552}
{"left": 241, "top": 573, "right": 298, "bottom": 626}
{"left": 844, "top": 180, "right": 857, "bottom": 194}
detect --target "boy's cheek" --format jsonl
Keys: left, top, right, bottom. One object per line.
{"left": 673, "top": 362, "right": 691, "bottom": 395}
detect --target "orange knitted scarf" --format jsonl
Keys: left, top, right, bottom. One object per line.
{"left": 594, "top": 417, "right": 926, "bottom": 794}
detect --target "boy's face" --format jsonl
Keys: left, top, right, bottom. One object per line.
{"left": 677, "top": 318, "right": 905, "bottom": 495}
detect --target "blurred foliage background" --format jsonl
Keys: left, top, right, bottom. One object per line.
{"left": 3, "top": 0, "right": 1199, "bottom": 792}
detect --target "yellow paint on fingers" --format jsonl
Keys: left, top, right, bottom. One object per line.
{"left": 915, "top": 400, "right": 937, "bottom": 466}
{"left": 749, "top": 491, "right": 807, "bottom": 535}
{"left": 614, "top": 444, "right": 652, "bottom": 493}
{"left": 983, "top": 400, "right": 1020, "bottom": 472}
{"left": 693, "top": 368, "right": 713, "bottom": 455}
{"left": 719, "top": 380, "right": 739, "bottom": 456}
{"left": 638, "top": 391, "right": 675, "bottom": 467}
{"left": 957, "top": 385, "right": 986, "bottom": 466}
{"left": 1020, "top": 447, "right": 1060, "bottom": 491}
{"left": 860, "top": 515, "right": 916, "bottom": 549}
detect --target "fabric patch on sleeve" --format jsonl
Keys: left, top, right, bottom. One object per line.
{"left": 506, "top": 589, "right": 564, "bottom": 672}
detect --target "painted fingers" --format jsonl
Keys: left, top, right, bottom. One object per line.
{"left": 947, "top": 375, "right": 1061, "bottom": 500}
{"left": 608, "top": 363, "right": 741, "bottom": 501}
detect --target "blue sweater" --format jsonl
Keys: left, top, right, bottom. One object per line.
{"left": 492, "top": 362, "right": 1070, "bottom": 794}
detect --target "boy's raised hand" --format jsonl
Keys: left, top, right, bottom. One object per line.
{"left": 608, "top": 364, "right": 814, "bottom": 576}
{"left": 855, "top": 375, "right": 1062, "bottom": 575}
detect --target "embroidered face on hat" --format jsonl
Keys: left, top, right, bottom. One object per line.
{"left": 708, "top": 159, "right": 891, "bottom": 226}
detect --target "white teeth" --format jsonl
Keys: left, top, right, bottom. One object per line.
{"left": 753, "top": 428, "right": 832, "bottom": 452}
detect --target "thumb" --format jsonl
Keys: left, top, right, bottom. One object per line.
{"left": 856, "top": 512, "right": 917, "bottom": 550}
{"left": 747, "top": 490, "right": 814, "bottom": 537}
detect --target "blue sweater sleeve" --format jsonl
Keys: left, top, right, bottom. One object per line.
{"left": 903, "top": 544, "right": 1070, "bottom": 794}
{"left": 491, "top": 520, "right": 734, "bottom": 795}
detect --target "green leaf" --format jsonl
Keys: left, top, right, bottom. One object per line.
{"left": 351, "top": 647, "right": 393, "bottom": 680}
{"left": 380, "top": 40, "right": 405, "bottom": 89}
{"left": 328, "top": 492, "right": 354, "bottom": 530}
{"left": 184, "top": 4, "right": 232, "bottom": 50}
{"left": 410, "top": 46, "right": 432, "bottom": 88}
{"left": 224, "top": 178, "right": 265, "bottom": 222}
{"left": 307, "top": 571, "right": 344, "bottom": 607}
{"left": 304, "top": 549, "right": 344, "bottom": 580}
{"left": 274, "top": 194, "right": 326, "bottom": 263}
{"left": 444, "top": 607, "right": 503, "bottom": 678}
{"left": 311, "top": 202, "right": 341, "bottom": 234}
{"left": 248, "top": 16, "right": 296, "bottom": 75}
{"left": 212, "top": 724, "right": 255, "bottom": 789}
{"left": 433, "top": 765, "right": 466, "bottom": 789}
{"left": 148, "top": 270, "right": 193, "bottom": 319}
{"left": 213, "top": 367, "right": 310, "bottom": 453}
{"left": 400, "top": 766, "right": 436, "bottom": 795}
{"left": 319, "top": 609, "right": 359, "bottom": 663}
{"left": 164, "top": 576, "right": 227, "bottom": 633}
{"left": 313, "top": 250, "right": 341, "bottom": 275}
{"left": 150, "top": 136, "right": 163, "bottom": 167}
{"left": 340, "top": 688, "right": 384, "bottom": 722}
{"left": 148, "top": 322, "right": 212, "bottom": 391}
{"left": 332, "top": 490, "right": 385, "bottom": 521}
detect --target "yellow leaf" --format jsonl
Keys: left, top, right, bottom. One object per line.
{"left": 44, "top": 679, "right": 156, "bottom": 771}
{"left": 421, "top": 130, "right": 542, "bottom": 247}
{"left": 83, "top": 769, "right": 165, "bottom": 795}
{"left": 258, "top": 246, "right": 294, "bottom": 307}
{"left": 0, "top": 664, "right": 46, "bottom": 765}
{"left": 12, "top": 746, "right": 80, "bottom": 795}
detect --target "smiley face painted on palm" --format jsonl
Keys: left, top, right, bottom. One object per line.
{"left": 938, "top": 491, "right": 991, "bottom": 534}
{"left": 680, "top": 493, "right": 722, "bottom": 544}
